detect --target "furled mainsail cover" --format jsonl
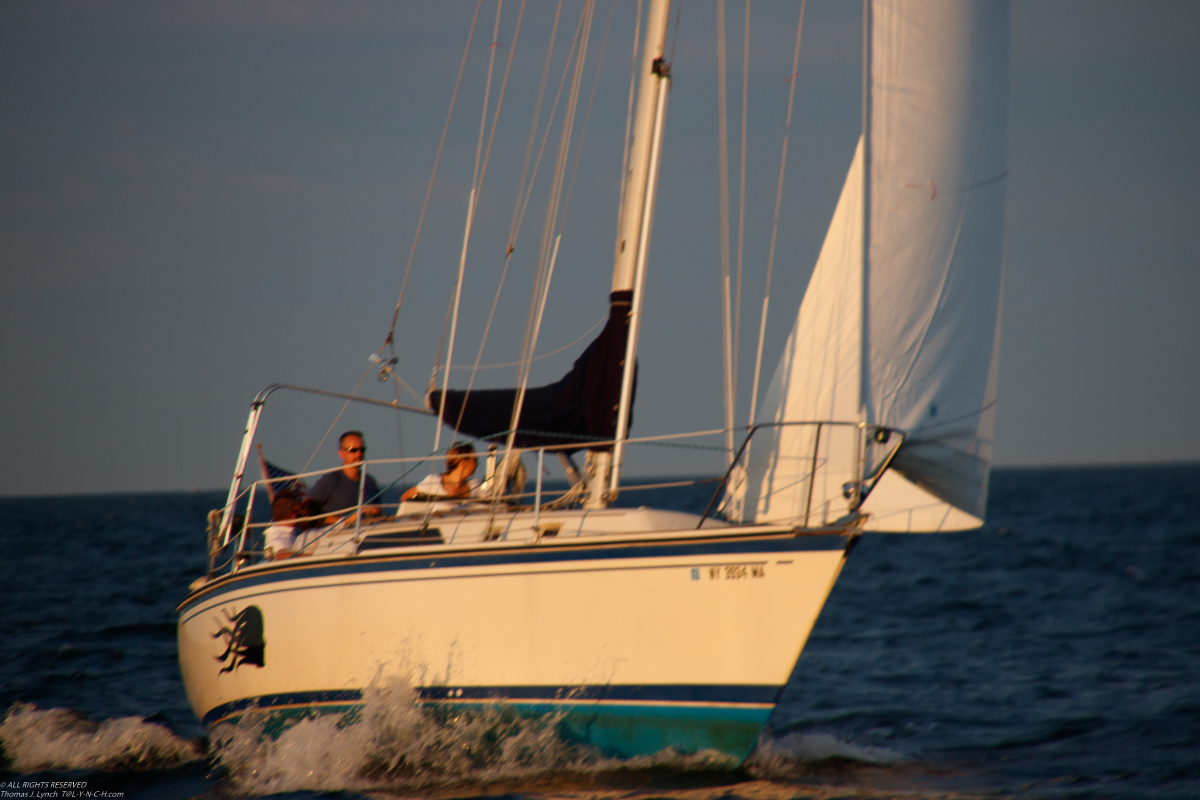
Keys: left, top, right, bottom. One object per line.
{"left": 727, "top": 0, "right": 1008, "bottom": 532}
{"left": 429, "top": 291, "right": 634, "bottom": 451}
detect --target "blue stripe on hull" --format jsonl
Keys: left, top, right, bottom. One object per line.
{"left": 201, "top": 685, "right": 778, "bottom": 763}
{"left": 417, "top": 683, "right": 781, "bottom": 704}
{"left": 180, "top": 533, "right": 847, "bottom": 615}
{"left": 202, "top": 689, "right": 363, "bottom": 727}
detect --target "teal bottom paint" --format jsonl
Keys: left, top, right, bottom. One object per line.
{"left": 214, "top": 699, "right": 769, "bottom": 765}
{"left": 547, "top": 702, "right": 770, "bottom": 763}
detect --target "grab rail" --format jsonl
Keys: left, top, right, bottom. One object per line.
{"left": 695, "top": 420, "right": 905, "bottom": 528}
{"left": 209, "top": 381, "right": 908, "bottom": 574}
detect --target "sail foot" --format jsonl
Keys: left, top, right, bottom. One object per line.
{"left": 886, "top": 437, "right": 991, "bottom": 519}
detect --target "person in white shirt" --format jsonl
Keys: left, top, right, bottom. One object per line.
{"left": 401, "top": 441, "right": 482, "bottom": 501}
{"left": 263, "top": 492, "right": 311, "bottom": 559}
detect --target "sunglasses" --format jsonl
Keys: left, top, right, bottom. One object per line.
{"left": 342, "top": 446, "right": 366, "bottom": 453}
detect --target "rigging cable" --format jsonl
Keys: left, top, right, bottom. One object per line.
{"left": 558, "top": 0, "right": 618, "bottom": 232}
{"left": 445, "top": 313, "right": 605, "bottom": 370}
{"left": 511, "top": 6, "right": 586, "bottom": 252}
{"left": 716, "top": 0, "right": 735, "bottom": 464}
{"left": 479, "top": 0, "right": 528, "bottom": 219}
{"left": 454, "top": 0, "right": 611, "bottom": 432}
{"left": 435, "top": 184, "right": 477, "bottom": 455}
{"left": 668, "top": 0, "right": 683, "bottom": 68}
{"left": 376, "top": 0, "right": 483, "bottom": 462}
{"left": 503, "top": 0, "right": 595, "bottom": 479}
{"left": 735, "top": 1, "right": 749, "bottom": 404}
{"left": 300, "top": 361, "right": 377, "bottom": 475}
{"left": 747, "top": 0, "right": 806, "bottom": 429}
{"left": 507, "top": 0, "right": 565, "bottom": 256}
{"left": 340, "top": 0, "right": 488, "bottom": 466}
{"left": 447, "top": 0, "right": 573, "bottom": 441}
{"left": 435, "top": 0, "right": 514, "bottom": 454}
{"left": 445, "top": 1, "right": 615, "bottom": 497}
{"left": 382, "top": 0, "right": 483, "bottom": 357}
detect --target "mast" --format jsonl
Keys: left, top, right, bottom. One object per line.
{"left": 585, "top": 0, "right": 673, "bottom": 508}
{"left": 860, "top": 0, "right": 872, "bottom": 437}
{"left": 851, "top": 0, "right": 873, "bottom": 509}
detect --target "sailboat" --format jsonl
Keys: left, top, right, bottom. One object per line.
{"left": 177, "top": 0, "right": 1009, "bottom": 765}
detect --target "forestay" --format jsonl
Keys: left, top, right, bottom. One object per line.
{"left": 727, "top": 0, "right": 1009, "bottom": 532}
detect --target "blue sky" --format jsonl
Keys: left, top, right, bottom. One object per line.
{"left": 2, "top": 1, "right": 1197, "bottom": 496}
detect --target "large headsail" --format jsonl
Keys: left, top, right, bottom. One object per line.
{"left": 724, "top": 139, "right": 865, "bottom": 527}
{"left": 728, "top": 0, "right": 1009, "bottom": 532}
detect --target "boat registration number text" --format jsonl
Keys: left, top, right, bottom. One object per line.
{"left": 690, "top": 564, "right": 765, "bottom": 581}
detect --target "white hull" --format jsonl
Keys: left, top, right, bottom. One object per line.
{"left": 178, "top": 508, "right": 851, "bottom": 761}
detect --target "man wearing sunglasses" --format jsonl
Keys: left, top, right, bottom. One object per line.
{"left": 309, "top": 430, "right": 382, "bottom": 523}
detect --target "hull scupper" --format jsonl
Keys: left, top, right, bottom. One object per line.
{"left": 178, "top": 507, "right": 853, "bottom": 762}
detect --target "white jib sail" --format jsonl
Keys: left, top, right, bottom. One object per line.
{"left": 728, "top": 0, "right": 1008, "bottom": 532}
{"left": 724, "top": 138, "right": 865, "bottom": 527}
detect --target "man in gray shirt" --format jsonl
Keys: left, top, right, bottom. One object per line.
{"left": 308, "top": 431, "right": 382, "bottom": 523}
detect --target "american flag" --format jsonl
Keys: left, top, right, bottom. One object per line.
{"left": 256, "top": 444, "right": 307, "bottom": 502}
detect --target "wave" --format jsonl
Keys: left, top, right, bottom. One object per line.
{"left": 211, "top": 680, "right": 742, "bottom": 795}
{"left": 0, "top": 703, "right": 201, "bottom": 773}
{"left": 2, "top": 695, "right": 907, "bottom": 797}
{"left": 745, "top": 732, "right": 903, "bottom": 780}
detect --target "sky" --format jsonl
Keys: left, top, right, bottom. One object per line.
{"left": 1, "top": 0, "right": 1198, "bottom": 497}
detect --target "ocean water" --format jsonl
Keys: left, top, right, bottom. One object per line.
{"left": 1, "top": 464, "right": 1197, "bottom": 799}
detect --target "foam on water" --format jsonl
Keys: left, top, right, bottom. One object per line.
{"left": 1, "top": 683, "right": 745, "bottom": 795}
{"left": 0, "top": 703, "right": 201, "bottom": 773}
{"left": 207, "top": 678, "right": 754, "bottom": 795}
{"left": 211, "top": 680, "right": 610, "bottom": 794}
